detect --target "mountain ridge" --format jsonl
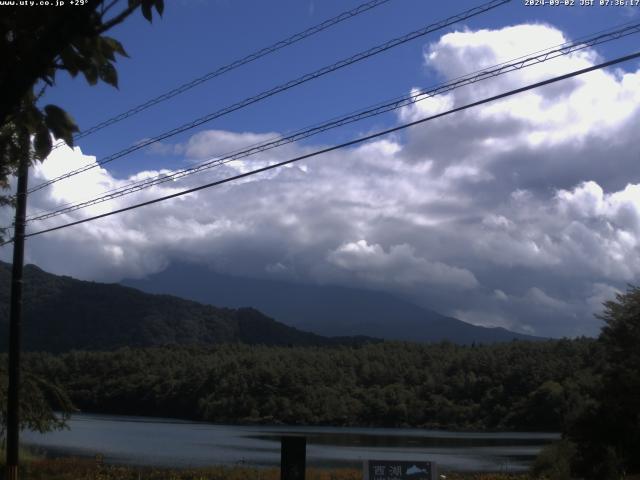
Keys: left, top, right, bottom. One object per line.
{"left": 123, "top": 262, "right": 543, "bottom": 343}
{"left": 0, "top": 261, "right": 375, "bottom": 352}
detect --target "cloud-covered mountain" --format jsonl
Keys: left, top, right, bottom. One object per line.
{"left": 123, "top": 262, "right": 542, "bottom": 343}
{"left": 2, "top": 23, "right": 637, "bottom": 337}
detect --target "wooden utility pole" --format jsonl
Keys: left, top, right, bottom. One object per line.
{"left": 6, "top": 130, "right": 30, "bottom": 480}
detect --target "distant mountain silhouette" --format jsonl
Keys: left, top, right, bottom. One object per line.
{"left": 0, "top": 261, "right": 373, "bottom": 353}
{"left": 123, "top": 262, "right": 542, "bottom": 344}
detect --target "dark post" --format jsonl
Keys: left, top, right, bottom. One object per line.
{"left": 281, "top": 436, "right": 306, "bottom": 480}
{"left": 6, "top": 131, "right": 30, "bottom": 480}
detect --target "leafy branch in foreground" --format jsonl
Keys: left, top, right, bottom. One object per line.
{"left": 0, "top": 358, "right": 75, "bottom": 439}
{"left": 0, "top": 0, "right": 165, "bottom": 214}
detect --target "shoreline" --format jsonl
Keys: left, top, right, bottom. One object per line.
{"left": 54, "top": 411, "right": 562, "bottom": 436}
{"left": 23, "top": 412, "right": 554, "bottom": 473}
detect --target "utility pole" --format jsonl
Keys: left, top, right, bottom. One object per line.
{"left": 6, "top": 130, "right": 30, "bottom": 480}
{"left": 281, "top": 436, "right": 306, "bottom": 480}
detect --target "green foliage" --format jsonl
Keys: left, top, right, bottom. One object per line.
{"left": 0, "top": 262, "right": 374, "bottom": 352}
{"left": 566, "top": 286, "right": 640, "bottom": 479}
{"left": 0, "top": 122, "right": 20, "bottom": 207}
{"left": 0, "top": 0, "right": 164, "bottom": 205}
{"left": 531, "top": 440, "right": 576, "bottom": 480}
{"left": 42, "top": 105, "right": 79, "bottom": 147}
{"left": 0, "top": 355, "right": 75, "bottom": 440}
{"left": 23, "top": 339, "right": 598, "bottom": 431}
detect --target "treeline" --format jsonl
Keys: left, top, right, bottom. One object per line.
{"left": 23, "top": 338, "right": 601, "bottom": 431}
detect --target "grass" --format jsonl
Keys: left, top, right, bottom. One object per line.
{"left": 0, "top": 447, "right": 40, "bottom": 466}
{"left": 16, "top": 458, "right": 361, "bottom": 480}
{"left": 11, "top": 457, "right": 536, "bottom": 480}
{"left": 0, "top": 445, "right": 539, "bottom": 480}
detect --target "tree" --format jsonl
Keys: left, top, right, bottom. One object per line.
{"left": 0, "top": 0, "right": 165, "bottom": 210}
{"left": 0, "top": 360, "right": 75, "bottom": 440}
{"left": 568, "top": 285, "right": 640, "bottom": 479}
{"left": 0, "top": 0, "right": 165, "bottom": 440}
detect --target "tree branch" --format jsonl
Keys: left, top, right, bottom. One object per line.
{"left": 100, "top": 0, "right": 123, "bottom": 21}
{"left": 95, "top": 1, "right": 140, "bottom": 35}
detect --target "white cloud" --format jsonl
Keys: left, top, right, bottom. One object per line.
{"left": 586, "top": 282, "right": 620, "bottom": 316}
{"left": 494, "top": 289, "right": 508, "bottom": 301}
{"left": 3, "top": 23, "right": 640, "bottom": 337}
{"left": 452, "top": 308, "right": 517, "bottom": 331}
{"left": 327, "top": 239, "right": 478, "bottom": 289}
{"left": 181, "top": 130, "right": 283, "bottom": 160}
{"left": 525, "top": 287, "right": 572, "bottom": 312}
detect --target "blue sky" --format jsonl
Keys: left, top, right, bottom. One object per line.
{"left": 6, "top": 0, "right": 640, "bottom": 337}
{"left": 40, "top": 0, "right": 640, "bottom": 177}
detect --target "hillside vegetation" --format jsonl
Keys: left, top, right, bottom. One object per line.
{"left": 0, "top": 262, "right": 371, "bottom": 352}
{"left": 22, "top": 339, "right": 598, "bottom": 431}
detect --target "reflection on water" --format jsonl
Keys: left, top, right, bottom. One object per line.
{"left": 23, "top": 413, "right": 559, "bottom": 472}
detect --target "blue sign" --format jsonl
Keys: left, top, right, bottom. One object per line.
{"left": 363, "top": 460, "right": 436, "bottom": 480}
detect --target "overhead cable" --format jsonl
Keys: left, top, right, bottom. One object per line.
{"left": 3, "top": 49, "right": 636, "bottom": 245}
{"left": 25, "top": 21, "right": 640, "bottom": 223}
{"left": 28, "top": 0, "right": 511, "bottom": 194}
{"left": 53, "top": 0, "right": 395, "bottom": 147}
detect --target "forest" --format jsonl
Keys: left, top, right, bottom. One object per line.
{"left": 21, "top": 339, "right": 597, "bottom": 431}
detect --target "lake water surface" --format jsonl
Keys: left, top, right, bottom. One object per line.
{"left": 23, "top": 413, "right": 559, "bottom": 472}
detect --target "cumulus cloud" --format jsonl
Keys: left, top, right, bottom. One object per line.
{"left": 180, "top": 130, "right": 284, "bottom": 161}
{"left": 452, "top": 308, "right": 518, "bottom": 331}
{"left": 401, "top": 24, "right": 640, "bottom": 194}
{"left": 3, "top": 22, "right": 640, "bottom": 337}
{"left": 326, "top": 239, "right": 478, "bottom": 289}
{"left": 494, "top": 289, "right": 508, "bottom": 301}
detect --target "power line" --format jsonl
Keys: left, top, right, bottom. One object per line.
{"left": 10, "top": 18, "right": 639, "bottom": 226}
{"left": 51, "top": 0, "right": 394, "bottom": 148}
{"left": 28, "top": 16, "right": 640, "bottom": 227}
{"left": 24, "top": 20, "right": 640, "bottom": 223}
{"left": 27, "top": 0, "right": 511, "bottom": 195}
{"left": 5, "top": 49, "right": 637, "bottom": 245}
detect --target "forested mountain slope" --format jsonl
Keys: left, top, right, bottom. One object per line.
{"left": 0, "top": 262, "right": 370, "bottom": 352}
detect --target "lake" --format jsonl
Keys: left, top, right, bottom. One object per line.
{"left": 22, "top": 413, "right": 559, "bottom": 472}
